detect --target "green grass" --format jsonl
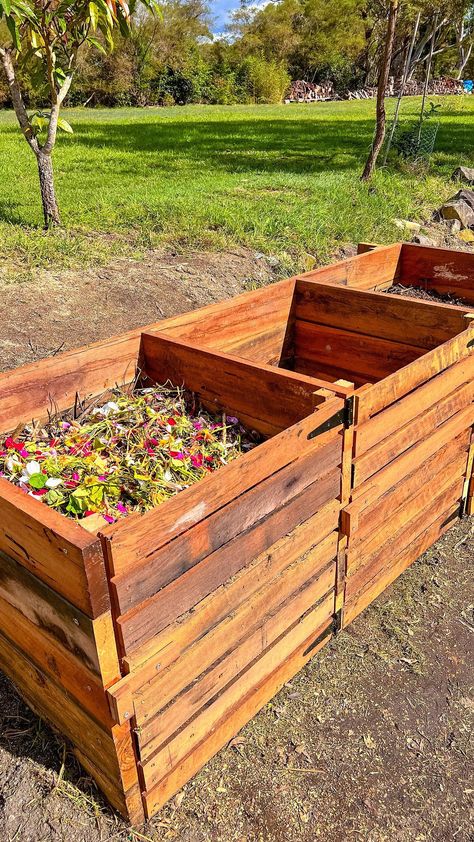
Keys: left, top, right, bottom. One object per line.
{"left": 0, "top": 96, "right": 473, "bottom": 278}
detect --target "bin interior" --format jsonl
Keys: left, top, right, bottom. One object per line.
{"left": 275, "top": 280, "right": 472, "bottom": 388}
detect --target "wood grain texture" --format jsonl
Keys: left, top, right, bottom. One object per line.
{"left": 294, "top": 321, "right": 423, "bottom": 383}
{"left": 111, "top": 436, "right": 341, "bottom": 614}
{"left": 353, "top": 379, "right": 474, "bottom": 486}
{"left": 296, "top": 243, "right": 402, "bottom": 289}
{"left": 399, "top": 243, "right": 474, "bottom": 305}
{"left": 295, "top": 279, "right": 468, "bottom": 349}
{"left": 140, "top": 592, "right": 335, "bottom": 792}
{"left": 355, "top": 356, "right": 474, "bottom": 455}
{"left": 119, "top": 498, "right": 340, "bottom": 678}
{"left": 108, "top": 530, "right": 337, "bottom": 725}
{"left": 138, "top": 567, "right": 335, "bottom": 762}
{"left": 0, "top": 480, "right": 109, "bottom": 617}
{"left": 355, "top": 325, "right": 474, "bottom": 423}
{"left": 116, "top": 466, "right": 341, "bottom": 654}
{"left": 103, "top": 396, "right": 345, "bottom": 577}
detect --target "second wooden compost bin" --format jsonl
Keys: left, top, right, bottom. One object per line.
{"left": 0, "top": 244, "right": 472, "bottom": 823}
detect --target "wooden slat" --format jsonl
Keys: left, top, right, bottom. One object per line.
{"left": 0, "top": 629, "right": 121, "bottom": 782}
{"left": 0, "top": 480, "right": 109, "bottom": 617}
{"left": 353, "top": 380, "right": 474, "bottom": 486}
{"left": 355, "top": 356, "right": 474, "bottom": 455}
{"left": 138, "top": 567, "right": 335, "bottom": 760}
{"left": 347, "top": 466, "right": 466, "bottom": 576}
{"left": 343, "top": 504, "right": 460, "bottom": 627}
{"left": 119, "top": 498, "right": 340, "bottom": 680}
{"left": 294, "top": 321, "right": 423, "bottom": 383}
{"left": 103, "top": 396, "right": 345, "bottom": 577}
{"left": 346, "top": 477, "right": 463, "bottom": 599}
{"left": 294, "top": 358, "right": 373, "bottom": 388}
{"left": 111, "top": 436, "right": 342, "bottom": 614}
{"left": 143, "top": 606, "right": 333, "bottom": 819}
{"left": 342, "top": 435, "right": 469, "bottom": 544}
{"left": 140, "top": 331, "right": 350, "bottom": 434}
{"left": 296, "top": 243, "right": 402, "bottom": 290}
{"left": 399, "top": 243, "right": 474, "bottom": 305}
{"left": 295, "top": 280, "right": 469, "bottom": 349}
{"left": 355, "top": 325, "right": 474, "bottom": 423}
{"left": 108, "top": 529, "right": 338, "bottom": 725}
{"left": 117, "top": 467, "right": 341, "bottom": 654}
{"left": 140, "top": 592, "right": 335, "bottom": 792}
{"left": 351, "top": 404, "right": 474, "bottom": 509}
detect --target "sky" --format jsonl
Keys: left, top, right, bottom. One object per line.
{"left": 212, "top": 0, "right": 238, "bottom": 28}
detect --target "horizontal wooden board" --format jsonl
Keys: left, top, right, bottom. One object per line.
{"left": 355, "top": 355, "right": 474, "bottom": 456}
{"left": 103, "top": 396, "right": 345, "bottom": 577}
{"left": 295, "top": 280, "right": 469, "bottom": 349}
{"left": 0, "top": 629, "right": 121, "bottom": 783}
{"left": 138, "top": 568, "right": 335, "bottom": 761}
{"left": 294, "top": 321, "right": 423, "bottom": 383}
{"left": 111, "top": 436, "right": 342, "bottom": 614}
{"left": 109, "top": 532, "right": 337, "bottom": 725}
{"left": 140, "top": 331, "right": 349, "bottom": 433}
{"left": 399, "top": 243, "right": 474, "bottom": 306}
{"left": 353, "top": 379, "right": 474, "bottom": 486}
{"left": 117, "top": 466, "right": 341, "bottom": 654}
{"left": 347, "top": 465, "right": 466, "bottom": 576}
{"left": 344, "top": 504, "right": 460, "bottom": 627}
{"left": 346, "top": 477, "right": 463, "bottom": 600}
{"left": 297, "top": 244, "right": 402, "bottom": 290}
{"left": 0, "top": 481, "right": 109, "bottom": 617}
{"left": 355, "top": 325, "right": 474, "bottom": 423}
{"left": 140, "top": 591, "right": 335, "bottom": 792}
{"left": 143, "top": 604, "right": 334, "bottom": 818}
{"left": 119, "top": 499, "right": 340, "bottom": 680}
{"left": 294, "top": 358, "right": 373, "bottom": 388}
{"left": 350, "top": 404, "right": 474, "bottom": 509}
{"left": 342, "top": 435, "right": 469, "bottom": 544}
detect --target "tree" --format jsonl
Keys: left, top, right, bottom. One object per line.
{"left": 0, "top": 0, "right": 157, "bottom": 227}
{"left": 361, "top": 0, "right": 399, "bottom": 181}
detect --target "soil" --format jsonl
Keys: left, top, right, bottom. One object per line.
{"left": 0, "top": 249, "right": 473, "bottom": 842}
{"left": 386, "top": 283, "right": 470, "bottom": 307}
{"left": 0, "top": 248, "right": 279, "bottom": 372}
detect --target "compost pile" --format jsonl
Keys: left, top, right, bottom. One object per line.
{"left": 386, "top": 283, "right": 468, "bottom": 307}
{"left": 0, "top": 384, "right": 260, "bottom": 525}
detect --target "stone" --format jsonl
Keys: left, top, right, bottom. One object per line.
{"left": 412, "top": 234, "right": 435, "bottom": 246}
{"left": 452, "top": 166, "right": 474, "bottom": 184}
{"left": 448, "top": 219, "right": 462, "bottom": 233}
{"left": 392, "top": 218, "right": 421, "bottom": 232}
{"left": 439, "top": 200, "right": 474, "bottom": 229}
{"left": 452, "top": 188, "right": 474, "bottom": 210}
{"left": 457, "top": 229, "right": 474, "bottom": 243}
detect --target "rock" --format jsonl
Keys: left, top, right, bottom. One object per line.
{"left": 447, "top": 218, "right": 462, "bottom": 233}
{"left": 412, "top": 234, "right": 435, "bottom": 246}
{"left": 452, "top": 188, "right": 474, "bottom": 210}
{"left": 452, "top": 166, "right": 474, "bottom": 184}
{"left": 439, "top": 200, "right": 474, "bottom": 229}
{"left": 392, "top": 218, "right": 421, "bottom": 232}
{"left": 457, "top": 229, "right": 474, "bottom": 243}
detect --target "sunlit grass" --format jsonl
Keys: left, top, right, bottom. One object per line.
{"left": 0, "top": 96, "right": 472, "bottom": 278}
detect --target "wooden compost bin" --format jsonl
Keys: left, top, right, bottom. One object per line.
{"left": 294, "top": 241, "right": 474, "bottom": 516}
{"left": 0, "top": 320, "right": 351, "bottom": 823}
{"left": 0, "top": 252, "right": 472, "bottom": 823}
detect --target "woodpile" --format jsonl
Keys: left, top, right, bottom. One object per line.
{"left": 286, "top": 75, "right": 464, "bottom": 103}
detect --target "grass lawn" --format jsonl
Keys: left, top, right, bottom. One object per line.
{"left": 0, "top": 96, "right": 473, "bottom": 278}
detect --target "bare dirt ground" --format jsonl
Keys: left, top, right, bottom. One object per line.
{"left": 0, "top": 250, "right": 473, "bottom": 842}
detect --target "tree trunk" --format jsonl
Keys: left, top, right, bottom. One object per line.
{"left": 36, "top": 151, "right": 60, "bottom": 228}
{"left": 361, "top": 0, "right": 399, "bottom": 181}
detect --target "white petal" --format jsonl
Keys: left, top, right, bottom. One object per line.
{"left": 45, "top": 477, "right": 62, "bottom": 489}
{"left": 25, "top": 461, "right": 41, "bottom": 476}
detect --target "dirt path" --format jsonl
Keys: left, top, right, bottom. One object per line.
{"left": 0, "top": 252, "right": 473, "bottom": 841}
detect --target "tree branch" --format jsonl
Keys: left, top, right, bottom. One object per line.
{"left": 0, "top": 47, "right": 39, "bottom": 154}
